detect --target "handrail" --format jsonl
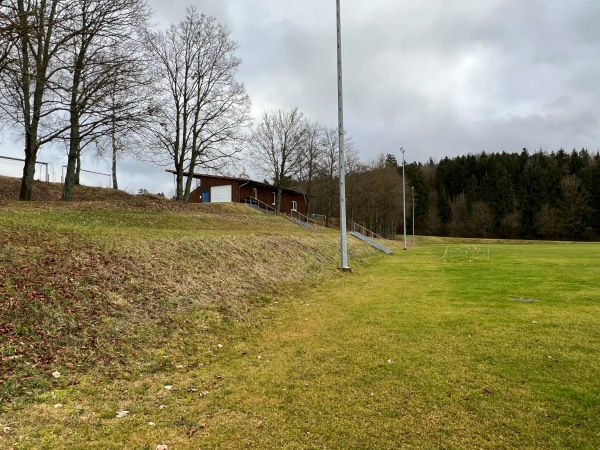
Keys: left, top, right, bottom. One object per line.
{"left": 244, "top": 196, "right": 276, "bottom": 213}
{"left": 353, "top": 223, "right": 386, "bottom": 240}
{"left": 288, "top": 209, "right": 318, "bottom": 227}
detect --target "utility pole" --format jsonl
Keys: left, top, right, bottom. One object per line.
{"left": 337, "top": 0, "right": 350, "bottom": 271}
{"left": 401, "top": 148, "right": 407, "bottom": 250}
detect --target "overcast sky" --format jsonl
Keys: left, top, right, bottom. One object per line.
{"left": 2, "top": 0, "right": 600, "bottom": 195}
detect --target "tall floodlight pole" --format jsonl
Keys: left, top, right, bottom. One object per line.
{"left": 412, "top": 186, "right": 415, "bottom": 246}
{"left": 337, "top": 0, "right": 350, "bottom": 270}
{"left": 401, "top": 148, "right": 407, "bottom": 250}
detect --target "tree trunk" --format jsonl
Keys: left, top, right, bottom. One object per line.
{"left": 276, "top": 188, "right": 283, "bottom": 214}
{"left": 175, "top": 163, "right": 185, "bottom": 201}
{"left": 62, "top": 120, "right": 80, "bottom": 201}
{"left": 183, "top": 157, "right": 197, "bottom": 202}
{"left": 112, "top": 146, "right": 118, "bottom": 190}
{"left": 19, "top": 146, "right": 37, "bottom": 201}
{"left": 111, "top": 120, "right": 118, "bottom": 189}
{"left": 326, "top": 196, "right": 332, "bottom": 227}
{"left": 75, "top": 152, "right": 81, "bottom": 186}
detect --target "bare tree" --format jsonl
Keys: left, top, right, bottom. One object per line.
{"left": 469, "top": 201, "right": 494, "bottom": 237}
{"left": 56, "top": 0, "right": 151, "bottom": 200}
{"left": 92, "top": 48, "right": 154, "bottom": 191}
{"left": 251, "top": 107, "right": 307, "bottom": 214}
{"left": 145, "top": 8, "right": 252, "bottom": 202}
{"left": 536, "top": 203, "right": 560, "bottom": 240}
{"left": 559, "top": 174, "right": 590, "bottom": 238}
{"left": 0, "top": 0, "right": 77, "bottom": 200}
{"left": 344, "top": 156, "right": 402, "bottom": 238}
{"left": 313, "top": 127, "right": 355, "bottom": 226}
{"left": 0, "top": 1, "right": 18, "bottom": 74}
{"left": 295, "top": 120, "right": 323, "bottom": 215}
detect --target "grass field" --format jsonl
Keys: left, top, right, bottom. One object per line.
{"left": 1, "top": 201, "right": 600, "bottom": 449}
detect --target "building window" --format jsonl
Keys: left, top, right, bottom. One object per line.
{"left": 291, "top": 201, "right": 297, "bottom": 211}
{"left": 272, "top": 192, "right": 276, "bottom": 205}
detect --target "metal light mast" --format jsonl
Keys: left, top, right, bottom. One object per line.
{"left": 337, "top": 0, "right": 350, "bottom": 270}
{"left": 412, "top": 186, "right": 415, "bottom": 246}
{"left": 401, "top": 148, "right": 407, "bottom": 250}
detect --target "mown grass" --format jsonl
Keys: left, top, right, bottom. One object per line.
{"left": 2, "top": 220, "right": 599, "bottom": 449}
{"left": 0, "top": 201, "right": 377, "bottom": 416}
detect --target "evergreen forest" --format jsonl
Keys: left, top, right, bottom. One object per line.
{"left": 307, "top": 148, "right": 600, "bottom": 241}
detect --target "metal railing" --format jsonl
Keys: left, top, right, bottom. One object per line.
{"left": 288, "top": 209, "right": 319, "bottom": 228}
{"left": 61, "top": 165, "right": 111, "bottom": 187}
{"left": 243, "top": 196, "right": 276, "bottom": 213}
{"left": 353, "top": 223, "right": 386, "bottom": 240}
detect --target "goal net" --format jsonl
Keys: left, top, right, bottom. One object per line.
{"left": 442, "top": 245, "right": 490, "bottom": 263}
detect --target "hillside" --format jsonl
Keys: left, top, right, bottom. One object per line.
{"left": 0, "top": 195, "right": 381, "bottom": 411}
{"left": 0, "top": 175, "right": 136, "bottom": 202}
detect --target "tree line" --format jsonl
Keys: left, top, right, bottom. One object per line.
{"left": 248, "top": 106, "right": 405, "bottom": 238}
{"left": 301, "top": 148, "right": 600, "bottom": 241}
{"left": 418, "top": 149, "right": 600, "bottom": 240}
{"left": 3, "top": 3, "right": 598, "bottom": 243}
{"left": 254, "top": 112, "right": 600, "bottom": 242}
{"left": 0, "top": 1, "right": 251, "bottom": 201}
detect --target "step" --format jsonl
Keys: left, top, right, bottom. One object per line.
{"left": 245, "top": 203, "right": 275, "bottom": 214}
{"left": 289, "top": 216, "right": 318, "bottom": 232}
{"left": 350, "top": 231, "right": 394, "bottom": 254}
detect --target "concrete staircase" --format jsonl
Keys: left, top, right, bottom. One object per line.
{"left": 350, "top": 231, "right": 394, "bottom": 254}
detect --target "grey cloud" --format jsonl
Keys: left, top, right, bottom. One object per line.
{"left": 5, "top": 0, "right": 600, "bottom": 194}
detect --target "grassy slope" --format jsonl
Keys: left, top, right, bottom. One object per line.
{"left": 0, "top": 175, "right": 135, "bottom": 202}
{"left": 2, "top": 197, "right": 599, "bottom": 449}
{"left": 0, "top": 200, "right": 380, "bottom": 441}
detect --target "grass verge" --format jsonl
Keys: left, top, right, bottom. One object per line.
{"left": 2, "top": 229, "right": 599, "bottom": 448}
{"left": 0, "top": 201, "right": 378, "bottom": 412}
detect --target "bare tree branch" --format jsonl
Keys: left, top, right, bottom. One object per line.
{"left": 145, "top": 7, "right": 252, "bottom": 202}
{"left": 250, "top": 107, "right": 307, "bottom": 214}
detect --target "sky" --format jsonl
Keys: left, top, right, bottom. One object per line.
{"left": 2, "top": 0, "right": 600, "bottom": 196}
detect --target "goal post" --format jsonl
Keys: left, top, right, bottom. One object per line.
{"left": 0, "top": 155, "right": 50, "bottom": 181}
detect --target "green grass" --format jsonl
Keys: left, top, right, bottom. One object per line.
{"left": 2, "top": 204, "right": 599, "bottom": 449}
{"left": 0, "top": 202, "right": 377, "bottom": 410}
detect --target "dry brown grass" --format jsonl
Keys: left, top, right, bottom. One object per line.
{"left": 0, "top": 197, "right": 381, "bottom": 411}
{"left": 0, "top": 175, "right": 134, "bottom": 202}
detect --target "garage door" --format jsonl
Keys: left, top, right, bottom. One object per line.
{"left": 210, "top": 185, "right": 232, "bottom": 203}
